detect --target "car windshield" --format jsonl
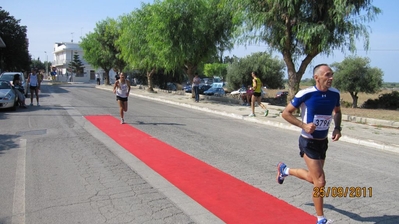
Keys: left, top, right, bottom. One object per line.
{"left": 0, "top": 75, "right": 14, "bottom": 81}
{"left": 0, "top": 81, "right": 11, "bottom": 89}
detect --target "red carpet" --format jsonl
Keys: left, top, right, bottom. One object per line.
{"left": 86, "top": 115, "right": 315, "bottom": 224}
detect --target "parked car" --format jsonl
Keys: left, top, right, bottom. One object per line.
{"left": 0, "top": 80, "right": 18, "bottom": 111}
{"left": 183, "top": 84, "right": 192, "bottom": 93}
{"left": 276, "top": 91, "right": 289, "bottom": 98}
{"left": 203, "top": 87, "right": 226, "bottom": 96}
{"left": 0, "top": 72, "right": 28, "bottom": 96}
{"left": 230, "top": 87, "right": 247, "bottom": 95}
{"left": 198, "top": 84, "right": 212, "bottom": 94}
{"left": 166, "top": 82, "right": 177, "bottom": 91}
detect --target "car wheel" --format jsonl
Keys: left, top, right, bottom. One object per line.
{"left": 11, "top": 99, "right": 17, "bottom": 111}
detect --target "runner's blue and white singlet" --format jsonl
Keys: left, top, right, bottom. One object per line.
{"left": 291, "top": 86, "right": 340, "bottom": 139}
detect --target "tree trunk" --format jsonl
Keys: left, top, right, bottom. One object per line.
{"left": 282, "top": 54, "right": 300, "bottom": 104}
{"left": 350, "top": 92, "right": 359, "bottom": 108}
{"left": 146, "top": 68, "right": 156, "bottom": 92}
{"left": 282, "top": 51, "right": 317, "bottom": 105}
{"left": 184, "top": 64, "right": 197, "bottom": 98}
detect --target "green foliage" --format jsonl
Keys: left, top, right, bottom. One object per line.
{"left": 332, "top": 56, "right": 383, "bottom": 107}
{"left": 226, "top": 52, "right": 285, "bottom": 89}
{"left": 362, "top": 91, "right": 399, "bottom": 110}
{"left": 81, "top": 18, "right": 127, "bottom": 84}
{"left": 224, "top": 0, "right": 381, "bottom": 99}
{"left": 203, "top": 63, "right": 228, "bottom": 79}
{"left": 382, "top": 83, "right": 399, "bottom": 88}
{"left": 146, "top": 0, "right": 238, "bottom": 79}
{"left": 118, "top": 4, "right": 160, "bottom": 72}
{"left": 31, "top": 58, "right": 45, "bottom": 71}
{"left": 68, "top": 53, "right": 84, "bottom": 77}
{"left": 300, "top": 78, "right": 315, "bottom": 87}
{"left": 0, "top": 7, "right": 30, "bottom": 72}
{"left": 340, "top": 100, "right": 353, "bottom": 108}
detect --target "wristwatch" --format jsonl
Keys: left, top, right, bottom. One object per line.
{"left": 334, "top": 126, "right": 342, "bottom": 131}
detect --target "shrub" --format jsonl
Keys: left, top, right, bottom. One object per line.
{"left": 362, "top": 91, "right": 399, "bottom": 110}
{"left": 340, "top": 100, "right": 352, "bottom": 108}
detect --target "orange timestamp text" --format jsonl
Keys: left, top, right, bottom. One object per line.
{"left": 313, "top": 186, "right": 373, "bottom": 198}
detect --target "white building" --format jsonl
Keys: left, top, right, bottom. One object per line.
{"left": 53, "top": 42, "right": 114, "bottom": 82}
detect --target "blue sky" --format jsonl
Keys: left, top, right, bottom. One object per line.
{"left": 3, "top": 0, "right": 398, "bottom": 82}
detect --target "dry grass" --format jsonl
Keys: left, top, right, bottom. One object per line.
{"left": 266, "top": 88, "right": 399, "bottom": 122}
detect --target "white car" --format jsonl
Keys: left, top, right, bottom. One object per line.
{"left": 231, "top": 86, "right": 267, "bottom": 97}
{"left": 231, "top": 87, "right": 247, "bottom": 95}
{"left": 0, "top": 80, "right": 18, "bottom": 111}
{"left": 0, "top": 72, "right": 28, "bottom": 96}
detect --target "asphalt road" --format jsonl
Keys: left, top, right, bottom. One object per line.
{"left": 0, "top": 82, "right": 398, "bottom": 224}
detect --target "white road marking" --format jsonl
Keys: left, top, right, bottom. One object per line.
{"left": 12, "top": 139, "right": 26, "bottom": 224}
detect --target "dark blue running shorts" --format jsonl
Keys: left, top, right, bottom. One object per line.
{"left": 298, "top": 135, "right": 328, "bottom": 160}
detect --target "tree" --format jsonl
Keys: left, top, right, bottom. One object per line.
{"left": 331, "top": 56, "right": 383, "bottom": 108}
{"left": 0, "top": 7, "right": 30, "bottom": 72}
{"left": 118, "top": 3, "right": 162, "bottom": 91}
{"left": 226, "top": 52, "right": 285, "bottom": 90}
{"left": 147, "top": 0, "right": 238, "bottom": 87}
{"left": 203, "top": 63, "right": 228, "bottom": 80}
{"left": 226, "top": 0, "right": 381, "bottom": 101}
{"left": 81, "top": 18, "right": 126, "bottom": 85}
{"left": 68, "top": 52, "right": 84, "bottom": 82}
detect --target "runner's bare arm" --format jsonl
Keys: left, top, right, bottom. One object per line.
{"left": 282, "top": 103, "right": 315, "bottom": 134}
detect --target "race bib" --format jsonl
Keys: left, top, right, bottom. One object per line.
{"left": 313, "top": 115, "right": 332, "bottom": 131}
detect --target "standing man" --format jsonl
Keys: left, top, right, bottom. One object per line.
{"left": 113, "top": 73, "right": 131, "bottom": 124}
{"left": 95, "top": 73, "right": 100, "bottom": 85}
{"left": 27, "top": 68, "right": 41, "bottom": 106}
{"left": 192, "top": 73, "right": 201, "bottom": 102}
{"left": 249, "top": 71, "right": 268, "bottom": 117}
{"left": 50, "top": 69, "right": 57, "bottom": 81}
{"left": 277, "top": 64, "right": 342, "bottom": 224}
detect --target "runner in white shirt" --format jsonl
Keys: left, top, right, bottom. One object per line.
{"left": 113, "top": 73, "right": 131, "bottom": 124}
{"left": 27, "top": 68, "right": 41, "bottom": 106}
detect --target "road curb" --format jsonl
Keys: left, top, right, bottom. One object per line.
{"left": 96, "top": 85, "right": 399, "bottom": 153}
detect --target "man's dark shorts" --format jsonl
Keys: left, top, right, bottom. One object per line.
{"left": 253, "top": 92, "right": 261, "bottom": 97}
{"left": 298, "top": 135, "right": 328, "bottom": 160}
{"left": 30, "top": 85, "right": 38, "bottom": 91}
{"left": 116, "top": 96, "right": 128, "bottom": 102}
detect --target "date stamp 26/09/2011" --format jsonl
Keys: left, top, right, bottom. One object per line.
{"left": 313, "top": 187, "right": 373, "bottom": 198}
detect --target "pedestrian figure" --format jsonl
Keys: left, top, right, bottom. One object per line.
{"left": 50, "top": 70, "right": 56, "bottom": 81}
{"left": 96, "top": 73, "right": 100, "bottom": 85}
{"left": 113, "top": 73, "right": 131, "bottom": 124}
{"left": 249, "top": 71, "right": 268, "bottom": 117}
{"left": 277, "top": 64, "right": 342, "bottom": 224}
{"left": 27, "top": 68, "right": 41, "bottom": 106}
{"left": 192, "top": 73, "right": 201, "bottom": 102}
{"left": 12, "top": 74, "right": 27, "bottom": 108}
{"left": 245, "top": 85, "right": 254, "bottom": 106}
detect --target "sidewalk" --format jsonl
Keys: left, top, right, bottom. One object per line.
{"left": 96, "top": 84, "right": 399, "bottom": 153}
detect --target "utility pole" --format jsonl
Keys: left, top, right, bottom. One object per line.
{"left": 44, "top": 51, "right": 48, "bottom": 81}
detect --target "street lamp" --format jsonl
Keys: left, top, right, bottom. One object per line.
{"left": 44, "top": 51, "right": 48, "bottom": 80}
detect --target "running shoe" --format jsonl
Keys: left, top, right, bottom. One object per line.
{"left": 121, "top": 118, "right": 125, "bottom": 124}
{"left": 264, "top": 110, "right": 269, "bottom": 117}
{"left": 248, "top": 113, "right": 255, "bottom": 117}
{"left": 276, "top": 162, "right": 288, "bottom": 184}
{"left": 317, "top": 218, "right": 334, "bottom": 224}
